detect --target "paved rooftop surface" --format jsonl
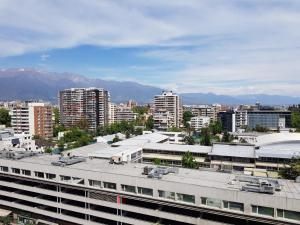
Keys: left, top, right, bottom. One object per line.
{"left": 5, "top": 154, "right": 300, "bottom": 200}
{"left": 143, "top": 143, "right": 212, "bottom": 153}
{"left": 210, "top": 143, "right": 256, "bottom": 158}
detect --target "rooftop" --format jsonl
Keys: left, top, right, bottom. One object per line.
{"left": 255, "top": 133, "right": 300, "bottom": 146}
{"left": 112, "top": 133, "right": 169, "bottom": 146}
{"left": 210, "top": 143, "right": 256, "bottom": 158}
{"left": 143, "top": 143, "right": 212, "bottom": 154}
{"left": 2, "top": 154, "right": 300, "bottom": 199}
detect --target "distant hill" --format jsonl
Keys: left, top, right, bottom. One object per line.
{"left": 181, "top": 93, "right": 300, "bottom": 105}
{"left": 0, "top": 68, "right": 162, "bottom": 104}
{"left": 0, "top": 68, "right": 299, "bottom": 105}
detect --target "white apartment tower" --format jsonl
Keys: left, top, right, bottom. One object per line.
{"left": 190, "top": 116, "right": 210, "bottom": 130}
{"left": 11, "top": 102, "right": 53, "bottom": 139}
{"left": 154, "top": 91, "right": 182, "bottom": 129}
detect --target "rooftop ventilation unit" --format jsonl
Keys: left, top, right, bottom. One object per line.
{"left": 236, "top": 175, "right": 281, "bottom": 191}
{"left": 242, "top": 179, "right": 275, "bottom": 194}
{"left": 51, "top": 156, "right": 86, "bottom": 167}
{"left": 0, "top": 149, "right": 38, "bottom": 160}
{"left": 144, "top": 166, "right": 179, "bottom": 179}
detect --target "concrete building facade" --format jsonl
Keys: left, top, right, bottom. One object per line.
{"left": 154, "top": 91, "right": 182, "bottom": 130}
{"left": 0, "top": 153, "right": 299, "bottom": 225}
{"left": 11, "top": 102, "right": 53, "bottom": 139}
{"left": 190, "top": 116, "right": 210, "bottom": 130}
{"left": 59, "top": 88, "right": 110, "bottom": 131}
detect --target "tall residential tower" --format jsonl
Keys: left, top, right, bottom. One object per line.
{"left": 154, "top": 91, "right": 182, "bottom": 130}
{"left": 11, "top": 102, "right": 53, "bottom": 139}
{"left": 59, "top": 88, "right": 110, "bottom": 131}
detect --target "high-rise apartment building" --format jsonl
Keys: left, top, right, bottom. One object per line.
{"left": 11, "top": 105, "right": 29, "bottom": 134}
{"left": 154, "top": 91, "right": 182, "bottom": 130}
{"left": 108, "top": 102, "right": 117, "bottom": 125}
{"left": 191, "top": 104, "right": 221, "bottom": 123}
{"left": 115, "top": 108, "right": 136, "bottom": 123}
{"left": 11, "top": 102, "right": 53, "bottom": 139}
{"left": 59, "top": 88, "right": 110, "bottom": 131}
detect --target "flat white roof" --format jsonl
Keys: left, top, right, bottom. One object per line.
{"left": 63, "top": 142, "right": 109, "bottom": 157}
{"left": 255, "top": 133, "right": 300, "bottom": 146}
{"left": 3, "top": 154, "right": 300, "bottom": 199}
{"left": 210, "top": 143, "right": 256, "bottom": 158}
{"left": 143, "top": 143, "right": 212, "bottom": 154}
{"left": 89, "top": 145, "right": 142, "bottom": 159}
{"left": 112, "top": 133, "right": 169, "bottom": 146}
{"left": 257, "top": 143, "right": 300, "bottom": 159}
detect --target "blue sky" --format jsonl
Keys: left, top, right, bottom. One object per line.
{"left": 0, "top": 0, "right": 300, "bottom": 96}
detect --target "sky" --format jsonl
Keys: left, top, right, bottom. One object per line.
{"left": 0, "top": 0, "right": 300, "bottom": 96}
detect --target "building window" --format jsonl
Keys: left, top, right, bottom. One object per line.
{"left": 201, "top": 197, "right": 222, "bottom": 208}
{"left": 22, "top": 169, "right": 31, "bottom": 176}
{"left": 72, "top": 177, "right": 85, "bottom": 185}
{"left": 252, "top": 205, "right": 274, "bottom": 217}
{"left": 158, "top": 190, "right": 175, "bottom": 200}
{"left": 0, "top": 166, "right": 8, "bottom": 172}
{"left": 137, "top": 187, "right": 153, "bottom": 196}
{"left": 35, "top": 171, "right": 45, "bottom": 178}
{"left": 60, "top": 175, "right": 71, "bottom": 182}
{"left": 223, "top": 201, "right": 244, "bottom": 212}
{"left": 89, "top": 180, "right": 101, "bottom": 188}
{"left": 121, "top": 185, "right": 136, "bottom": 193}
{"left": 277, "top": 209, "right": 300, "bottom": 221}
{"left": 12, "top": 168, "right": 20, "bottom": 174}
{"left": 103, "top": 182, "right": 116, "bottom": 190}
{"left": 177, "top": 193, "right": 195, "bottom": 204}
{"left": 46, "top": 173, "right": 56, "bottom": 180}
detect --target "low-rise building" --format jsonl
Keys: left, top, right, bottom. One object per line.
{"left": 0, "top": 152, "right": 299, "bottom": 225}
{"left": 190, "top": 116, "right": 210, "bottom": 130}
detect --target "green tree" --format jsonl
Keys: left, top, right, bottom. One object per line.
{"left": 183, "top": 111, "right": 193, "bottom": 128}
{"left": 280, "top": 157, "right": 300, "bottom": 180}
{"left": 0, "top": 108, "right": 11, "bottom": 126}
{"left": 209, "top": 120, "right": 222, "bottom": 135}
{"left": 291, "top": 112, "right": 300, "bottom": 131}
{"left": 76, "top": 118, "right": 89, "bottom": 131}
{"left": 184, "top": 135, "right": 195, "bottom": 145}
{"left": 134, "top": 127, "right": 143, "bottom": 135}
{"left": 200, "top": 128, "right": 212, "bottom": 146}
{"left": 57, "top": 140, "right": 65, "bottom": 151}
{"left": 53, "top": 124, "right": 65, "bottom": 137}
{"left": 253, "top": 125, "right": 269, "bottom": 132}
{"left": 221, "top": 131, "right": 233, "bottom": 142}
{"left": 125, "top": 130, "right": 131, "bottom": 139}
{"left": 132, "top": 106, "right": 149, "bottom": 115}
{"left": 153, "top": 158, "right": 161, "bottom": 165}
{"left": 145, "top": 116, "right": 154, "bottom": 130}
{"left": 168, "top": 126, "right": 182, "bottom": 132}
{"left": 44, "top": 147, "right": 52, "bottom": 154}
{"left": 0, "top": 216, "right": 12, "bottom": 225}
{"left": 53, "top": 107, "right": 60, "bottom": 125}
{"left": 112, "top": 135, "right": 121, "bottom": 143}
{"left": 182, "top": 151, "right": 197, "bottom": 169}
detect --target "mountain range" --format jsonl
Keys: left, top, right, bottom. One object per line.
{"left": 0, "top": 68, "right": 299, "bottom": 105}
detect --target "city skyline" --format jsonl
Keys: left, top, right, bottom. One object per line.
{"left": 0, "top": 1, "right": 300, "bottom": 96}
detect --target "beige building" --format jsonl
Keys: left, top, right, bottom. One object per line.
{"left": 154, "top": 91, "right": 182, "bottom": 130}
{"left": 191, "top": 104, "right": 221, "bottom": 123}
{"left": 11, "top": 102, "right": 53, "bottom": 139}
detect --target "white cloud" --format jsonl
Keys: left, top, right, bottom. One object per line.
{"left": 0, "top": 0, "right": 300, "bottom": 95}
{"left": 40, "top": 54, "right": 50, "bottom": 61}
